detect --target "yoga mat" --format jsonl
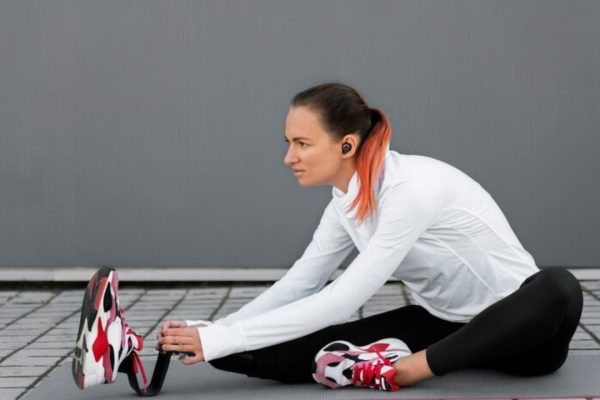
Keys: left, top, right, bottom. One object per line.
{"left": 24, "top": 354, "right": 600, "bottom": 400}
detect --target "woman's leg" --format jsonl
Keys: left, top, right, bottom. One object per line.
{"left": 212, "top": 268, "right": 582, "bottom": 385}
{"left": 423, "top": 267, "right": 583, "bottom": 378}
{"left": 209, "top": 304, "right": 465, "bottom": 383}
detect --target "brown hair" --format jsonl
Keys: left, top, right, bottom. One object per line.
{"left": 291, "top": 82, "right": 392, "bottom": 224}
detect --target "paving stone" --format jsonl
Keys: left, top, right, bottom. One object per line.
{"left": 581, "top": 318, "right": 600, "bottom": 324}
{"left": 26, "top": 342, "right": 73, "bottom": 350}
{"left": 174, "top": 301, "right": 222, "bottom": 307}
{"left": 569, "top": 340, "right": 600, "bottom": 349}
{"left": 11, "top": 293, "right": 55, "bottom": 302}
{"left": 229, "top": 287, "right": 268, "bottom": 297}
{"left": 127, "top": 305, "right": 174, "bottom": 312}
{"left": 7, "top": 349, "right": 70, "bottom": 358}
{"left": 7, "top": 320, "right": 59, "bottom": 327}
{"left": 0, "top": 280, "right": 599, "bottom": 396}
{"left": 0, "top": 366, "right": 48, "bottom": 378}
{"left": 0, "top": 376, "right": 37, "bottom": 388}
{"left": 170, "top": 307, "right": 218, "bottom": 314}
{"left": 582, "top": 281, "right": 600, "bottom": 290}
{"left": 0, "top": 344, "right": 22, "bottom": 351}
{"left": 573, "top": 331, "right": 593, "bottom": 340}
{"left": 0, "top": 388, "right": 24, "bottom": 400}
{"left": 121, "top": 316, "right": 161, "bottom": 323}
{"left": 0, "top": 336, "right": 39, "bottom": 344}
{"left": 1, "top": 354, "right": 61, "bottom": 367}
{"left": 569, "top": 348, "right": 600, "bottom": 355}
{"left": 163, "top": 313, "right": 213, "bottom": 321}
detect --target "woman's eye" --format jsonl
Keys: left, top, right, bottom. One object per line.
{"left": 283, "top": 140, "right": 307, "bottom": 148}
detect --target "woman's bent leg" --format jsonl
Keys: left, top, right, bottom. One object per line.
{"left": 426, "top": 267, "right": 583, "bottom": 377}
{"left": 210, "top": 304, "right": 464, "bottom": 383}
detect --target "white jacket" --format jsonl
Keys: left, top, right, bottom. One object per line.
{"left": 189, "top": 150, "right": 539, "bottom": 361}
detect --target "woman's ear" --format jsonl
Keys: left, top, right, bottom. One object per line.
{"left": 342, "top": 133, "right": 360, "bottom": 155}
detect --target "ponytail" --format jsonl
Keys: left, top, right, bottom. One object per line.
{"left": 348, "top": 108, "right": 391, "bottom": 223}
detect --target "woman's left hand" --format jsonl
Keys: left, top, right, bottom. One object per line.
{"left": 158, "top": 325, "right": 205, "bottom": 365}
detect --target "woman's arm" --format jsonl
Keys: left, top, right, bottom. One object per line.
{"left": 186, "top": 200, "right": 355, "bottom": 328}
{"left": 197, "top": 180, "right": 443, "bottom": 361}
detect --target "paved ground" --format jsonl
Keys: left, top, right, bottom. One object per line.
{"left": 0, "top": 280, "right": 599, "bottom": 400}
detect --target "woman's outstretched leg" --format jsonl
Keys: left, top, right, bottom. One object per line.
{"left": 212, "top": 268, "right": 582, "bottom": 386}
{"left": 209, "top": 303, "right": 464, "bottom": 383}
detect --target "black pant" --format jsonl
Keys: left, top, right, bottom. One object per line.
{"left": 209, "top": 267, "right": 583, "bottom": 383}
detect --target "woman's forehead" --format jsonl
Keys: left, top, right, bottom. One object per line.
{"left": 285, "top": 107, "right": 327, "bottom": 140}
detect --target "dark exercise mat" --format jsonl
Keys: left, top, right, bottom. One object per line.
{"left": 24, "top": 354, "right": 600, "bottom": 400}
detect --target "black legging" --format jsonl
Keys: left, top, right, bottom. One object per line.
{"left": 208, "top": 267, "right": 583, "bottom": 383}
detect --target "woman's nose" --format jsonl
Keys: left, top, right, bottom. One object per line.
{"left": 284, "top": 147, "right": 297, "bottom": 166}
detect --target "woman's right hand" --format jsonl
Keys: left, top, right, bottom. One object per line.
{"left": 155, "top": 320, "right": 188, "bottom": 351}
{"left": 154, "top": 320, "right": 207, "bottom": 351}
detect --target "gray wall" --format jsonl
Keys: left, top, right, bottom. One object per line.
{"left": 0, "top": 0, "right": 598, "bottom": 269}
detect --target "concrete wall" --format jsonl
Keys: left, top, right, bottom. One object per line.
{"left": 1, "top": 0, "right": 598, "bottom": 269}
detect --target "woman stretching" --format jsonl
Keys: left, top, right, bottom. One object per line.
{"left": 157, "top": 82, "right": 583, "bottom": 391}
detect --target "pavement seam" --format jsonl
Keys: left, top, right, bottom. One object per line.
{"left": 0, "top": 291, "right": 61, "bottom": 333}
{"left": 142, "top": 289, "right": 190, "bottom": 338}
{"left": 579, "top": 286, "right": 600, "bottom": 345}
{"left": 13, "top": 289, "right": 147, "bottom": 400}
{"left": 0, "top": 301, "right": 77, "bottom": 365}
{"left": 583, "top": 285, "right": 600, "bottom": 303}
{"left": 0, "top": 291, "right": 22, "bottom": 309}
{"left": 578, "top": 323, "right": 600, "bottom": 345}
{"left": 3, "top": 281, "right": 600, "bottom": 400}
{"left": 15, "top": 352, "right": 72, "bottom": 400}
{"left": 400, "top": 281, "right": 412, "bottom": 305}
{"left": 207, "top": 286, "right": 233, "bottom": 321}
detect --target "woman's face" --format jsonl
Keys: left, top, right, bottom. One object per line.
{"left": 283, "top": 106, "right": 345, "bottom": 187}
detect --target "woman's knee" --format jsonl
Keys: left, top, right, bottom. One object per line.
{"left": 508, "top": 345, "right": 569, "bottom": 377}
{"left": 533, "top": 268, "right": 582, "bottom": 310}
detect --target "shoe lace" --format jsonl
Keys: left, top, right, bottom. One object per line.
{"left": 351, "top": 349, "right": 392, "bottom": 390}
{"left": 119, "top": 306, "right": 148, "bottom": 393}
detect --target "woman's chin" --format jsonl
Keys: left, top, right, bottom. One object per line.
{"left": 296, "top": 176, "right": 311, "bottom": 186}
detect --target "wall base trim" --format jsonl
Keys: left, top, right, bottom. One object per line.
{"left": 0, "top": 266, "right": 598, "bottom": 282}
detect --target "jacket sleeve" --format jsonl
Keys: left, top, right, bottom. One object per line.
{"left": 197, "top": 180, "right": 443, "bottom": 361}
{"left": 186, "top": 200, "right": 355, "bottom": 329}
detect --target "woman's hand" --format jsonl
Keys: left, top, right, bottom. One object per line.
{"left": 156, "top": 319, "right": 206, "bottom": 365}
{"left": 155, "top": 320, "right": 188, "bottom": 351}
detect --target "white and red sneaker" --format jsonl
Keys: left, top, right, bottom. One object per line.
{"left": 72, "top": 266, "right": 148, "bottom": 392}
{"left": 312, "top": 338, "right": 411, "bottom": 391}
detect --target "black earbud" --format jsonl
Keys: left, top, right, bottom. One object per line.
{"left": 342, "top": 143, "right": 352, "bottom": 154}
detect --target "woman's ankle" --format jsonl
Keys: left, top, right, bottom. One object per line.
{"left": 392, "top": 349, "right": 435, "bottom": 387}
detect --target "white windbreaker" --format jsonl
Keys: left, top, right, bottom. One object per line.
{"left": 188, "top": 150, "right": 539, "bottom": 361}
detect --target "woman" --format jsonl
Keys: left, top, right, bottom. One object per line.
{"left": 157, "top": 82, "right": 583, "bottom": 392}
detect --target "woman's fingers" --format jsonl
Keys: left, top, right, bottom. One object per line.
{"left": 161, "top": 343, "right": 196, "bottom": 353}
{"left": 181, "top": 353, "right": 204, "bottom": 365}
{"left": 153, "top": 324, "right": 205, "bottom": 365}
{"left": 156, "top": 320, "right": 188, "bottom": 341}
{"left": 156, "top": 326, "right": 204, "bottom": 365}
{"left": 162, "top": 320, "right": 188, "bottom": 332}
{"left": 158, "top": 327, "right": 200, "bottom": 351}
{"left": 159, "top": 335, "right": 194, "bottom": 345}
{"left": 161, "top": 327, "right": 197, "bottom": 339}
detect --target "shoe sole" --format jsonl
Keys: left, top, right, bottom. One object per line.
{"left": 72, "top": 266, "right": 120, "bottom": 389}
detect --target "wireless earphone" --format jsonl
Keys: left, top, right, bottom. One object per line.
{"left": 342, "top": 143, "right": 352, "bottom": 154}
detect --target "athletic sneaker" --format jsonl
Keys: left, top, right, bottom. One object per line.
{"left": 312, "top": 338, "right": 411, "bottom": 391}
{"left": 72, "top": 266, "right": 148, "bottom": 392}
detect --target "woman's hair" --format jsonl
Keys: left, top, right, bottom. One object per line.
{"left": 291, "top": 82, "right": 392, "bottom": 224}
